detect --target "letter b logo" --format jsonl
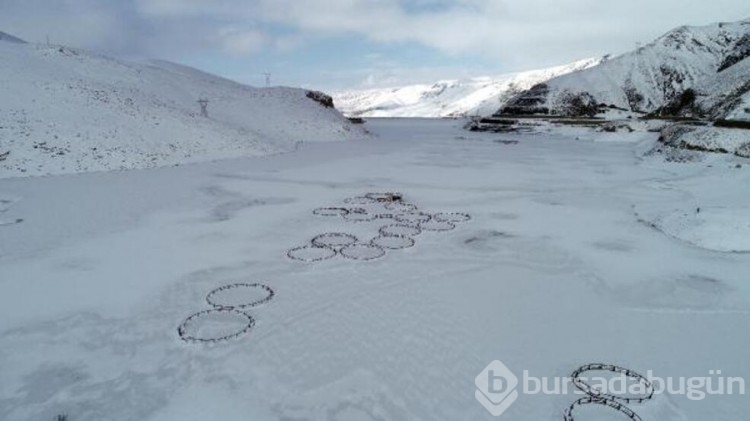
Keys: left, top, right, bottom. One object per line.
{"left": 475, "top": 361, "right": 519, "bottom": 417}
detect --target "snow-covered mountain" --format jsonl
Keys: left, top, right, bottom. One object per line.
{"left": 332, "top": 58, "right": 601, "bottom": 118}
{"left": 0, "top": 35, "right": 363, "bottom": 178}
{"left": 0, "top": 31, "right": 26, "bottom": 44}
{"left": 500, "top": 19, "right": 750, "bottom": 120}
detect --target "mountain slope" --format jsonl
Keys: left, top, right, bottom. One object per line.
{"left": 688, "top": 56, "right": 750, "bottom": 120}
{"left": 500, "top": 19, "right": 750, "bottom": 119}
{"left": 0, "top": 38, "right": 363, "bottom": 178}
{"left": 333, "top": 58, "right": 601, "bottom": 118}
{"left": 0, "top": 31, "right": 26, "bottom": 44}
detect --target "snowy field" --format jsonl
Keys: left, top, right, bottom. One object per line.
{"left": 1, "top": 119, "right": 749, "bottom": 420}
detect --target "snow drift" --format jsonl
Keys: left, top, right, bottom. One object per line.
{"left": 0, "top": 37, "right": 364, "bottom": 178}
{"left": 333, "top": 58, "right": 601, "bottom": 118}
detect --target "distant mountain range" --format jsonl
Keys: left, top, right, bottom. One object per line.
{"left": 335, "top": 19, "right": 750, "bottom": 122}
{"left": 333, "top": 58, "right": 601, "bottom": 118}
{"left": 500, "top": 19, "right": 750, "bottom": 121}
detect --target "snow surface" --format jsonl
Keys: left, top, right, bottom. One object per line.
{"left": 658, "top": 124, "right": 750, "bottom": 157}
{"left": 1, "top": 119, "right": 749, "bottom": 420}
{"left": 0, "top": 41, "right": 365, "bottom": 179}
{"left": 502, "top": 19, "right": 750, "bottom": 118}
{"left": 333, "top": 58, "right": 601, "bottom": 118}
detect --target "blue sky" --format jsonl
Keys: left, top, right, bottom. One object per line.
{"left": 2, "top": 1, "right": 750, "bottom": 90}
{"left": 186, "top": 35, "right": 502, "bottom": 90}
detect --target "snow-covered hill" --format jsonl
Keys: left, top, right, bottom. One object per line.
{"left": 500, "top": 19, "right": 750, "bottom": 119}
{"left": 333, "top": 58, "right": 601, "bottom": 118}
{"left": 0, "top": 31, "right": 26, "bottom": 44}
{"left": 0, "top": 37, "right": 363, "bottom": 178}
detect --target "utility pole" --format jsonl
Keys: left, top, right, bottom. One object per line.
{"left": 198, "top": 98, "right": 209, "bottom": 117}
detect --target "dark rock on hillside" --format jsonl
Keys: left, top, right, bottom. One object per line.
{"left": 306, "top": 91, "right": 335, "bottom": 108}
{"left": 500, "top": 84, "right": 550, "bottom": 115}
{"left": 718, "top": 34, "right": 750, "bottom": 72}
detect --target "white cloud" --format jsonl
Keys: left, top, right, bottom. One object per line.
{"left": 249, "top": 0, "right": 750, "bottom": 66}
{"left": 2, "top": 0, "right": 750, "bottom": 73}
{"left": 220, "top": 28, "right": 267, "bottom": 56}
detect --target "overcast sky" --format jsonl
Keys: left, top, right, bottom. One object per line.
{"left": 2, "top": 0, "right": 750, "bottom": 90}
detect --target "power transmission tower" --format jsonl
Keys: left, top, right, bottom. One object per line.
{"left": 198, "top": 98, "right": 209, "bottom": 117}
{"left": 263, "top": 72, "right": 271, "bottom": 87}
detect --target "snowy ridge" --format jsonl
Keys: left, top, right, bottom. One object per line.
{"left": 500, "top": 19, "right": 750, "bottom": 119}
{"left": 690, "top": 56, "right": 750, "bottom": 120}
{"left": 333, "top": 58, "right": 601, "bottom": 118}
{"left": 0, "top": 38, "right": 364, "bottom": 178}
{"left": 0, "top": 31, "right": 26, "bottom": 44}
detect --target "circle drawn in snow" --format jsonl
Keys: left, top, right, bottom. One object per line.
{"left": 419, "top": 219, "right": 456, "bottom": 232}
{"left": 385, "top": 202, "right": 418, "bottom": 213}
{"left": 380, "top": 224, "right": 422, "bottom": 237}
{"left": 312, "top": 232, "right": 358, "bottom": 249}
{"left": 571, "top": 363, "right": 654, "bottom": 404}
{"left": 343, "top": 211, "right": 377, "bottom": 223}
{"left": 313, "top": 207, "right": 349, "bottom": 217}
{"left": 206, "top": 283, "right": 275, "bottom": 310}
{"left": 343, "top": 196, "right": 378, "bottom": 205}
{"left": 287, "top": 245, "right": 337, "bottom": 262}
{"left": 371, "top": 235, "right": 415, "bottom": 250}
{"left": 340, "top": 243, "right": 386, "bottom": 261}
{"left": 394, "top": 212, "right": 432, "bottom": 224}
{"left": 178, "top": 309, "right": 255, "bottom": 344}
{"left": 351, "top": 202, "right": 392, "bottom": 218}
{"left": 432, "top": 212, "right": 471, "bottom": 223}
{"left": 365, "top": 192, "right": 403, "bottom": 202}
{"left": 563, "top": 396, "right": 642, "bottom": 421}
{"left": 373, "top": 213, "right": 396, "bottom": 220}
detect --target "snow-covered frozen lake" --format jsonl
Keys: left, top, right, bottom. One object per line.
{"left": 1, "top": 118, "right": 749, "bottom": 420}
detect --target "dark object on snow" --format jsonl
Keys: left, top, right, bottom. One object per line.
{"left": 465, "top": 117, "right": 523, "bottom": 133}
{"left": 365, "top": 192, "right": 403, "bottom": 202}
{"left": 55, "top": 415, "right": 68, "bottom": 421}
{"left": 348, "top": 117, "right": 365, "bottom": 124}
{"left": 0, "top": 151, "right": 8, "bottom": 161}
{"left": 714, "top": 119, "right": 750, "bottom": 130}
{"left": 197, "top": 98, "right": 209, "bottom": 117}
{"left": 306, "top": 90, "right": 334, "bottom": 108}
